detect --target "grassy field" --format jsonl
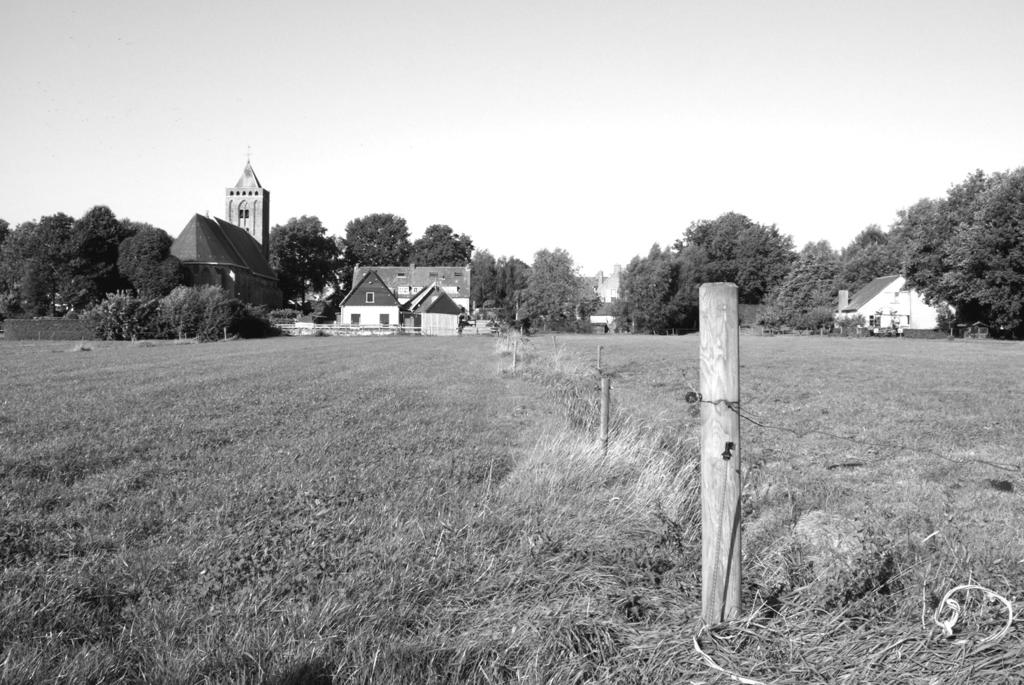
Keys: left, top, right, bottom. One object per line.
{"left": 1, "top": 333, "right": 1022, "bottom": 683}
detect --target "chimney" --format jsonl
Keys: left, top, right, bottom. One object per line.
{"left": 613, "top": 264, "right": 622, "bottom": 275}
{"left": 838, "top": 290, "right": 850, "bottom": 311}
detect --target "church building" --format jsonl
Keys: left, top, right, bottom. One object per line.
{"left": 170, "top": 162, "right": 282, "bottom": 308}
{"left": 225, "top": 161, "right": 270, "bottom": 260}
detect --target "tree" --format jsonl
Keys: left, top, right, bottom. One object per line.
{"left": 0, "top": 219, "right": 9, "bottom": 251}
{"left": 675, "top": 212, "right": 795, "bottom": 303}
{"left": 340, "top": 213, "right": 412, "bottom": 292}
{"left": 890, "top": 169, "right": 1000, "bottom": 327}
{"left": 494, "top": 256, "right": 530, "bottom": 319}
{"left": 341, "top": 213, "right": 411, "bottom": 266}
{"left": 615, "top": 244, "right": 698, "bottom": 333}
{"left": 117, "top": 224, "right": 183, "bottom": 299}
{"left": 946, "top": 168, "right": 1024, "bottom": 332}
{"left": 269, "top": 216, "right": 341, "bottom": 306}
{"left": 410, "top": 224, "right": 473, "bottom": 265}
{"left": 838, "top": 225, "right": 900, "bottom": 293}
{"left": 765, "top": 241, "right": 841, "bottom": 329}
{"left": 64, "top": 206, "right": 137, "bottom": 308}
{"left": 521, "top": 248, "right": 583, "bottom": 323}
{"left": 0, "top": 214, "right": 75, "bottom": 315}
{"left": 470, "top": 249, "right": 498, "bottom": 309}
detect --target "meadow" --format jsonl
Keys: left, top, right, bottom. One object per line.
{"left": 1, "top": 333, "right": 1022, "bottom": 683}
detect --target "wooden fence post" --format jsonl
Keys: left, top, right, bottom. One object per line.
{"left": 598, "top": 345, "right": 603, "bottom": 375}
{"left": 599, "top": 377, "right": 611, "bottom": 454}
{"left": 699, "top": 282, "right": 742, "bottom": 624}
{"left": 512, "top": 338, "right": 518, "bottom": 374}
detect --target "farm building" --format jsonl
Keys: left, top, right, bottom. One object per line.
{"left": 338, "top": 270, "right": 401, "bottom": 327}
{"left": 836, "top": 275, "right": 947, "bottom": 331}
{"left": 402, "top": 283, "right": 464, "bottom": 335}
{"left": 351, "top": 265, "right": 471, "bottom": 311}
{"left": 170, "top": 213, "right": 282, "bottom": 308}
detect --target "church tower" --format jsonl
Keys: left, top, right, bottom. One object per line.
{"left": 225, "top": 160, "right": 270, "bottom": 259}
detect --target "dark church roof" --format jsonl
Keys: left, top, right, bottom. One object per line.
{"left": 171, "top": 214, "right": 276, "bottom": 280}
{"left": 235, "top": 160, "right": 263, "bottom": 188}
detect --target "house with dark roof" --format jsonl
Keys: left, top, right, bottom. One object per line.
{"left": 836, "top": 275, "right": 946, "bottom": 331}
{"left": 170, "top": 213, "right": 282, "bottom": 308}
{"left": 338, "top": 270, "right": 401, "bottom": 327}
{"left": 402, "top": 283, "right": 464, "bottom": 335}
{"left": 351, "top": 265, "right": 471, "bottom": 311}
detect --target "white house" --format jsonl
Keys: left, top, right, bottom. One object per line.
{"left": 837, "top": 275, "right": 947, "bottom": 331}
{"left": 338, "top": 270, "right": 401, "bottom": 328}
{"left": 351, "top": 265, "right": 471, "bottom": 312}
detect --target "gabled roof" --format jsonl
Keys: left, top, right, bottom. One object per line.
{"left": 339, "top": 270, "right": 400, "bottom": 307}
{"left": 234, "top": 161, "right": 263, "bottom": 189}
{"left": 352, "top": 265, "right": 470, "bottom": 295}
{"left": 406, "top": 284, "right": 462, "bottom": 315}
{"left": 843, "top": 275, "right": 901, "bottom": 312}
{"left": 170, "top": 214, "right": 276, "bottom": 279}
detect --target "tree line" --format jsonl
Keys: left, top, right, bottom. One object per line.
{"left": 614, "top": 165, "right": 1024, "bottom": 337}
{"left": 3, "top": 163, "right": 1022, "bottom": 334}
{"left": 0, "top": 208, "right": 593, "bottom": 329}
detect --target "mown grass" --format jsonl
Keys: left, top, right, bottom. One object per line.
{"left": 1, "top": 333, "right": 1022, "bottom": 683}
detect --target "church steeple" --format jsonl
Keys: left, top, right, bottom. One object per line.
{"left": 225, "top": 159, "right": 270, "bottom": 259}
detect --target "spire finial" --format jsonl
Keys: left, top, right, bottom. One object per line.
{"left": 246, "top": 145, "right": 251, "bottom": 164}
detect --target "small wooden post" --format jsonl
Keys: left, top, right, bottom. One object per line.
{"left": 699, "top": 282, "right": 742, "bottom": 625}
{"left": 599, "top": 377, "right": 611, "bottom": 453}
{"left": 512, "top": 338, "right": 518, "bottom": 374}
{"left": 598, "top": 345, "right": 603, "bottom": 375}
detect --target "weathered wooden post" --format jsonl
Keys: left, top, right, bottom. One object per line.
{"left": 699, "top": 282, "right": 742, "bottom": 624}
{"left": 599, "top": 376, "right": 611, "bottom": 454}
{"left": 512, "top": 338, "right": 518, "bottom": 374}
{"left": 598, "top": 345, "right": 603, "bottom": 375}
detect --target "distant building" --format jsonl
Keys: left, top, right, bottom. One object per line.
{"left": 169, "top": 162, "right": 281, "bottom": 308}
{"left": 836, "top": 275, "right": 947, "bottom": 331}
{"left": 224, "top": 161, "right": 270, "bottom": 260}
{"left": 351, "top": 265, "right": 471, "bottom": 312}
{"left": 591, "top": 265, "right": 622, "bottom": 303}
{"left": 170, "top": 214, "right": 282, "bottom": 308}
{"left": 587, "top": 265, "right": 622, "bottom": 330}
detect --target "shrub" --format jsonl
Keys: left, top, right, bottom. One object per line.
{"left": 158, "top": 286, "right": 234, "bottom": 341}
{"left": 83, "top": 292, "right": 160, "bottom": 341}
{"left": 230, "top": 303, "right": 277, "bottom": 338}
{"left": 268, "top": 308, "right": 299, "bottom": 323}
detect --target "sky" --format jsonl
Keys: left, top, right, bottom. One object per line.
{"left": 3, "top": 0, "right": 1024, "bottom": 274}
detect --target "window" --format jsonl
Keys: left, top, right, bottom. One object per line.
{"left": 350, "top": 313, "right": 361, "bottom": 325}
{"left": 397, "top": 272, "right": 406, "bottom": 278}
{"left": 428, "top": 272, "right": 439, "bottom": 278}
{"left": 454, "top": 271, "right": 462, "bottom": 277}
{"left": 380, "top": 313, "right": 390, "bottom": 325}
{"left": 365, "top": 292, "right": 375, "bottom": 304}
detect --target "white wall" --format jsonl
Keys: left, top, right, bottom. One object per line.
{"left": 340, "top": 305, "right": 399, "bottom": 326}
{"left": 852, "top": 277, "right": 945, "bottom": 330}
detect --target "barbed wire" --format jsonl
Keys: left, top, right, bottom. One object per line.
{"left": 682, "top": 391, "right": 1020, "bottom": 473}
